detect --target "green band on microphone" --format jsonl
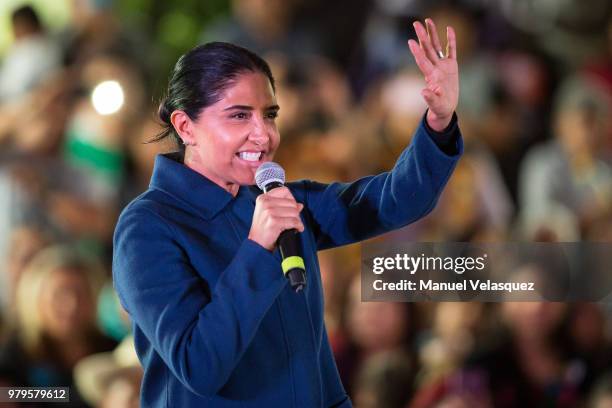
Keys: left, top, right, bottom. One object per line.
{"left": 281, "top": 256, "right": 305, "bottom": 275}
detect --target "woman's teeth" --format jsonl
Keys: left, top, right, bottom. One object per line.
{"left": 238, "top": 151, "right": 262, "bottom": 161}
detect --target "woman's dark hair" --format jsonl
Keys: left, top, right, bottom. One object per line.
{"left": 152, "top": 42, "right": 276, "bottom": 155}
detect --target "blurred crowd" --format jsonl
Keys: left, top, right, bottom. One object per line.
{"left": 0, "top": 0, "right": 611, "bottom": 407}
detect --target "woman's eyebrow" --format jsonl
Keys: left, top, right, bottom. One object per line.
{"left": 223, "top": 104, "right": 280, "bottom": 111}
{"left": 223, "top": 104, "right": 252, "bottom": 111}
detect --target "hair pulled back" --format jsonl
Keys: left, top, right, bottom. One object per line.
{"left": 153, "top": 42, "right": 275, "bottom": 155}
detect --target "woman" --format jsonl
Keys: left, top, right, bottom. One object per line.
{"left": 335, "top": 276, "right": 419, "bottom": 400}
{"left": 113, "top": 19, "right": 462, "bottom": 407}
{"left": 0, "top": 245, "right": 116, "bottom": 407}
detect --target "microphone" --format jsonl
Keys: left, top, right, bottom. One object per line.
{"left": 255, "top": 162, "right": 306, "bottom": 292}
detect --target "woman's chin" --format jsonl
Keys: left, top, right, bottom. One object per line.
{"left": 236, "top": 172, "right": 256, "bottom": 186}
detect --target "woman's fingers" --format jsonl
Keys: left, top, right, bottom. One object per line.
{"left": 275, "top": 216, "right": 304, "bottom": 232}
{"left": 261, "top": 196, "right": 301, "bottom": 209}
{"left": 266, "top": 186, "right": 294, "bottom": 200}
{"left": 266, "top": 207, "right": 302, "bottom": 219}
{"left": 413, "top": 21, "right": 438, "bottom": 65}
{"left": 426, "top": 19, "right": 444, "bottom": 59}
{"left": 447, "top": 26, "right": 457, "bottom": 60}
{"left": 408, "top": 39, "right": 434, "bottom": 76}
{"left": 407, "top": 18, "right": 459, "bottom": 128}
{"left": 261, "top": 197, "right": 303, "bottom": 214}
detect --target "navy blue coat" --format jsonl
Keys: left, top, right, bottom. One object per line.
{"left": 112, "top": 115, "right": 462, "bottom": 407}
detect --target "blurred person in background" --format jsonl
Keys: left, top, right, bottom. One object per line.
{"left": 0, "top": 4, "right": 61, "bottom": 104}
{"left": 568, "top": 303, "right": 612, "bottom": 396}
{"left": 54, "top": 53, "right": 145, "bottom": 245}
{"left": 334, "top": 276, "right": 418, "bottom": 401}
{"left": 522, "top": 0, "right": 612, "bottom": 71}
{"left": 74, "top": 329, "right": 142, "bottom": 408}
{"left": 474, "top": 81, "right": 536, "bottom": 208}
{"left": 201, "top": 0, "right": 320, "bottom": 59}
{"left": 416, "top": 303, "right": 489, "bottom": 389}
{"left": 61, "top": 0, "right": 150, "bottom": 71}
{"left": 0, "top": 52, "right": 147, "bottom": 256}
{"left": 76, "top": 287, "right": 140, "bottom": 406}
{"left": 0, "top": 4, "right": 70, "bottom": 158}
{"left": 412, "top": 299, "right": 583, "bottom": 408}
{"left": 589, "top": 373, "right": 612, "bottom": 408}
{"left": 582, "top": 12, "right": 612, "bottom": 165}
{"left": 0, "top": 245, "right": 117, "bottom": 407}
{"left": 353, "top": 349, "right": 414, "bottom": 408}
{"left": 97, "top": 366, "right": 142, "bottom": 408}
{"left": 1, "top": 224, "right": 51, "bottom": 325}
{"left": 428, "top": 153, "right": 513, "bottom": 241}
{"left": 519, "top": 75, "right": 612, "bottom": 238}
{"left": 0, "top": 50, "right": 146, "bottom": 280}
{"left": 0, "top": 70, "right": 73, "bottom": 156}
{"left": 201, "top": 0, "right": 371, "bottom": 75}
{"left": 316, "top": 246, "right": 358, "bottom": 352}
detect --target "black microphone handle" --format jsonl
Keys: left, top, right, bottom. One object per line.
{"left": 278, "top": 229, "right": 306, "bottom": 292}
{"left": 263, "top": 182, "right": 307, "bottom": 292}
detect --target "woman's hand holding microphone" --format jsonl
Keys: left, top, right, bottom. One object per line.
{"left": 248, "top": 187, "right": 304, "bottom": 251}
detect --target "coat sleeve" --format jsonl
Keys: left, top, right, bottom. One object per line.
{"left": 302, "top": 114, "right": 463, "bottom": 250}
{"left": 112, "top": 204, "right": 287, "bottom": 397}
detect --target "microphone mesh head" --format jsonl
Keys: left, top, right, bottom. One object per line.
{"left": 255, "top": 162, "right": 285, "bottom": 190}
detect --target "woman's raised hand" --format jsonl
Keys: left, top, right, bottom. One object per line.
{"left": 408, "top": 18, "right": 459, "bottom": 132}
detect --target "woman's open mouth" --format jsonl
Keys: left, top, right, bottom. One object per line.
{"left": 237, "top": 151, "right": 262, "bottom": 161}
{"left": 236, "top": 151, "right": 265, "bottom": 166}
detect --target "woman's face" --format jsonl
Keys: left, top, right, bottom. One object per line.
{"left": 38, "top": 268, "right": 96, "bottom": 340}
{"left": 185, "top": 71, "right": 280, "bottom": 192}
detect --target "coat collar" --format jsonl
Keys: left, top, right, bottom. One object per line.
{"left": 149, "top": 152, "right": 260, "bottom": 219}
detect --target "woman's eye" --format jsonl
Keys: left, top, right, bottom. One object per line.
{"left": 231, "top": 112, "right": 249, "bottom": 119}
{"left": 266, "top": 111, "right": 278, "bottom": 119}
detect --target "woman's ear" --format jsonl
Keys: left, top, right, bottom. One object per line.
{"left": 170, "top": 110, "right": 196, "bottom": 145}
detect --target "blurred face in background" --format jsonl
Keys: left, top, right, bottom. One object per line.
{"left": 6, "top": 227, "right": 48, "bottom": 306}
{"left": 346, "top": 279, "right": 409, "bottom": 353}
{"left": 11, "top": 19, "right": 38, "bottom": 40}
{"left": 556, "top": 106, "right": 600, "bottom": 160}
{"left": 232, "top": 0, "right": 293, "bottom": 40}
{"left": 186, "top": 71, "right": 280, "bottom": 189}
{"left": 502, "top": 301, "right": 567, "bottom": 342}
{"left": 435, "top": 302, "right": 484, "bottom": 339}
{"left": 430, "top": 6, "right": 476, "bottom": 60}
{"left": 38, "top": 268, "right": 96, "bottom": 340}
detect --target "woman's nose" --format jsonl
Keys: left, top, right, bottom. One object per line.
{"left": 250, "top": 119, "right": 268, "bottom": 145}
{"left": 250, "top": 133, "right": 267, "bottom": 146}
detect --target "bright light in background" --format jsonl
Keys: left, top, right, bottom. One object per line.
{"left": 91, "top": 80, "right": 124, "bottom": 115}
